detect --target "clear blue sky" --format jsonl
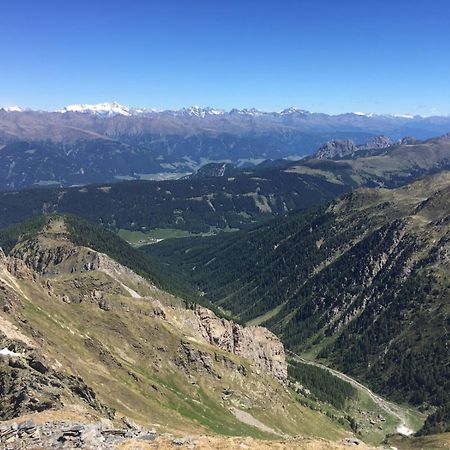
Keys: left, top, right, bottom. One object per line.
{"left": 1, "top": 0, "right": 449, "bottom": 115}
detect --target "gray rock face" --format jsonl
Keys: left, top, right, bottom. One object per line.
{"left": 360, "top": 135, "right": 394, "bottom": 150}
{"left": 0, "top": 419, "right": 157, "bottom": 449}
{"left": 0, "top": 336, "right": 114, "bottom": 422}
{"left": 314, "top": 135, "right": 394, "bottom": 160}
{"left": 400, "top": 136, "right": 419, "bottom": 145}
{"left": 315, "top": 139, "right": 358, "bottom": 159}
{"left": 0, "top": 249, "right": 35, "bottom": 281}
{"left": 192, "top": 307, "right": 287, "bottom": 382}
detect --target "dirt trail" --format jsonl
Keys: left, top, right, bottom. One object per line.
{"left": 289, "top": 353, "right": 414, "bottom": 436}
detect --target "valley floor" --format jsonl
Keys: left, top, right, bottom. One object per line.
{"left": 288, "top": 352, "right": 429, "bottom": 448}
{"left": 290, "top": 353, "right": 421, "bottom": 435}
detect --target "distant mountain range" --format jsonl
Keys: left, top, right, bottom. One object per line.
{"left": 0, "top": 101, "right": 443, "bottom": 120}
{"left": 2, "top": 103, "right": 450, "bottom": 139}
{"left": 0, "top": 103, "right": 449, "bottom": 190}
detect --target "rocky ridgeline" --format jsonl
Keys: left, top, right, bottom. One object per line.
{"left": 314, "top": 135, "right": 394, "bottom": 159}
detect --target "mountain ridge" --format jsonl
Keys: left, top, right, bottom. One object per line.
{"left": 0, "top": 104, "right": 448, "bottom": 190}
{"left": 0, "top": 102, "right": 441, "bottom": 119}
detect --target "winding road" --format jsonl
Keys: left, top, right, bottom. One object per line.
{"left": 288, "top": 352, "right": 414, "bottom": 436}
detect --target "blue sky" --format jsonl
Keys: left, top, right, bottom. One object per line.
{"left": 1, "top": 0, "right": 449, "bottom": 115}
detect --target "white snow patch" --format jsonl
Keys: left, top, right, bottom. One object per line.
{"left": 352, "top": 111, "right": 376, "bottom": 117}
{"left": 2, "top": 106, "right": 24, "bottom": 112}
{"left": 57, "top": 101, "right": 132, "bottom": 116}
{"left": 396, "top": 424, "right": 414, "bottom": 435}
{"left": 279, "top": 107, "right": 310, "bottom": 115}
{"left": 0, "top": 347, "right": 20, "bottom": 357}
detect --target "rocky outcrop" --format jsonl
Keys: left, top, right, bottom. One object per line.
{"left": 0, "top": 248, "right": 6, "bottom": 266}
{"left": 11, "top": 234, "right": 154, "bottom": 298}
{"left": 0, "top": 337, "right": 114, "bottom": 421}
{"left": 0, "top": 247, "right": 37, "bottom": 288}
{"left": 0, "top": 418, "right": 157, "bottom": 449}
{"left": 189, "top": 307, "right": 287, "bottom": 382}
{"left": 359, "top": 135, "right": 394, "bottom": 150}
{"left": 314, "top": 135, "right": 394, "bottom": 160}
{"left": 10, "top": 239, "right": 80, "bottom": 275}
{"left": 315, "top": 140, "right": 358, "bottom": 159}
{"left": 400, "top": 136, "right": 419, "bottom": 145}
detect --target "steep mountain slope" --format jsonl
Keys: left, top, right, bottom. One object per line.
{"left": 0, "top": 215, "right": 356, "bottom": 445}
{"left": 0, "top": 134, "right": 449, "bottom": 236}
{"left": 144, "top": 172, "right": 450, "bottom": 433}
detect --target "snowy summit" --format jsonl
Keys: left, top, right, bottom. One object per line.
{"left": 57, "top": 101, "right": 133, "bottom": 116}
{"left": 1, "top": 106, "right": 25, "bottom": 112}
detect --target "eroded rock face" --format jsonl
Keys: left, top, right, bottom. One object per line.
{"left": 0, "top": 338, "right": 114, "bottom": 421}
{"left": 0, "top": 248, "right": 6, "bottom": 266}
{"left": 191, "top": 307, "right": 287, "bottom": 383}
{"left": 359, "top": 135, "right": 394, "bottom": 150}
{"left": 0, "top": 247, "right": 36, "bottom": 283}
{"left": 314, "top": 135, "right": 394, "bottom": 160}
{"left": 315, "top": 139, "right": 358, "bottom": 160}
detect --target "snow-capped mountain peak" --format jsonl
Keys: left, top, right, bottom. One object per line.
{"left": 57, "top": 101, "right": 132, "bottom": 116}
{"left": 15, "top": 102, "right": 425, "bottom": 120}
{"left": 352, "top": 111, "right": 377, "bottom": 117}
{"left": 56, "top": 102, "right": 228, "bottom": 118}
{"left": 177, "top": 106, "right": 225, "bottom": 118}
{"left": 229, "top": 108, "right": 265, "bottom": 116}
{"left": 1, "top": 106, "right": 25, "bottom": 112}
{"left": 279, "top": 107, "right": 310, "bottom": 116}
